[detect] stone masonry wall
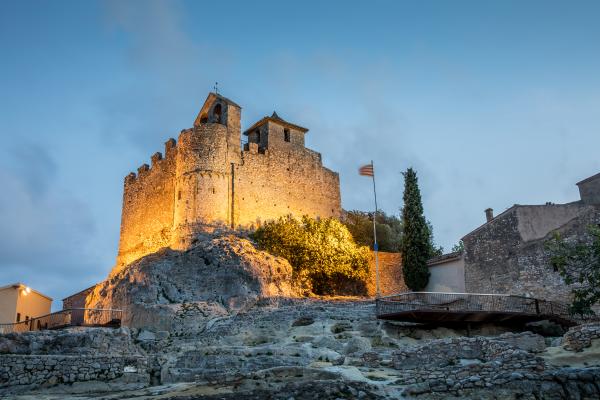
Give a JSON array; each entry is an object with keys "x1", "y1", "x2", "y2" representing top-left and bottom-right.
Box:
[
  {"x1": 463, "y1": 203, "x2": 600, "y2": 303},
  {"x1": 232, "y1": 142, "x2": 341, "y2": 228},
  {"x1": 117, "y1": 139, "x2": 177, "y2": 267},
  {"x1": 387, "y1": 332, "x2": 600, "y2": 398},
  {"x1": 0, "y1": 354, "x2": 148, "y2": 390},
  {"x1": 562, "y1": 322, "x2": 600, "y2": 352},
  {"x1": 366, "y1": 252, "x2": 407, "y2": 297}
]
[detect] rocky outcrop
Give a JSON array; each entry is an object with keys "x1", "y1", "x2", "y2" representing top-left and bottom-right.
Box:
[{"x1": 86, "y1": 234, "x2": 300, "y2": 328}]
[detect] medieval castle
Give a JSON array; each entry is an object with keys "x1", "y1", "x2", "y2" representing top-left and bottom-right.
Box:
[{"x1": 116, "y1": 93, "x2": 342, "y2": 267}]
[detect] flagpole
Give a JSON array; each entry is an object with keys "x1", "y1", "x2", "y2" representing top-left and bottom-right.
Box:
[{"x1": 371, "y1": 160, "x2": 381, "y2": 298}]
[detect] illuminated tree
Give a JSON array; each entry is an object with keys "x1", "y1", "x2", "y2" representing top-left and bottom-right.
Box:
[
  {"x1": 252, "y1": 216, "x2": 371, "y2": 295},
  {"x1": 342, "y1": 210, "x2": 403, "y2": 252}
]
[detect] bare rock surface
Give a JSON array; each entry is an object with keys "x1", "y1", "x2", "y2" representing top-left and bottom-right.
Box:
[
  {"x1": 86, "y1": 234, "x2": 300, "y2": 329},
  {"x1": 2, "y1": 303, "x2": 600, "y2": 399}
]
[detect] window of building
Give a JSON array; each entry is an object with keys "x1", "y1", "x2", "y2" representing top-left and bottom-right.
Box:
[
  {"x1": 213, "y1": 103, "x2": 222, "y2": 123},
  {"x1": 255, "y1": 130, "x2": 261, "y2": 144},
  {"x1": 16, "y1": 313, "x2": 20, "y2": 322},
  {"x1": 284, "y1": 128, "x2": 290, "y2": 142},
  {"x1": 25, "y1": 316, "x2": 29, "y2": 321}
]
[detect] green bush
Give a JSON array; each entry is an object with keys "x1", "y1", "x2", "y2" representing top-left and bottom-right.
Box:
[
  {"x1": 341, "y1": 210, "x2": 403, "y2": 252},
  {"x1": 252, "y1": 215, "x2": 371, "y2": 295}
]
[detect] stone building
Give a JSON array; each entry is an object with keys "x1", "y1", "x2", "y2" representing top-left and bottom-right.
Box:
[
  {"x1": 461, "y1": 172, "x2": 600, "y2": 303},
  {"x1": 116, "y1": 93, "x2": 341, "y2": 267}
]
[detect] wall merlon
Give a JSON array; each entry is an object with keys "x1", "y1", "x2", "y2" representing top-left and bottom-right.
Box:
[
  {"x1": 124, "y1": 172, "x2": 137, "y2": 185},
  {"x1": 151, "y1": 152, "x2": 163, "y2": 166},
  {"x1": 165, "y1": 138, "x2": 177, "y2": 157},
  {"x1": 137, "y1": 163, "x2": 150, "y2": 176}
]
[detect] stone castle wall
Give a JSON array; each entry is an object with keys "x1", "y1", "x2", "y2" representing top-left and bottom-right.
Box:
[
  {"x1": 117, "y1": 139, "x2": 178, "y2": 267},
  {"x1": 233, "y1": 142, "x2": 340, "y2": 227}
]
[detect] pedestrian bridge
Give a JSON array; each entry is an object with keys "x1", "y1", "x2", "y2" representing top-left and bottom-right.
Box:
[{"x1": 376, "y1": 292, "x2": 576, "y2": 327}]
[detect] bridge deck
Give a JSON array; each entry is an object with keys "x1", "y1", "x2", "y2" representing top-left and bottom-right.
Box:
[{"x1": 376, "y1": 292, "x2": 577, "y2": 327}]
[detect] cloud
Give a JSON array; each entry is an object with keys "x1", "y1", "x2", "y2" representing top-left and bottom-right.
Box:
[
  {"x1": 98, "y1": 0, "x2": 232, "y2": 151},
  {"x1": 0, "y1": 145, "x2": 98, "y2": 303}
]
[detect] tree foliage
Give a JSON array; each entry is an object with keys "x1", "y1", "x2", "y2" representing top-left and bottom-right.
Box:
[
  {"x1": 451, "y1": 240, "x2": 465, "y2": 254},
  {"x1": 546, "y1": 225, "x2": 600, "y2": 316},
  {"x1": 342, "y1": 210, "x2": 403, "y2": 252},
  {"x1": 252, "y1": 215, "x2": 371, "y2": 295},
  {"x1": 400, "y1": 168, "x2": 431, "y2": 290}
]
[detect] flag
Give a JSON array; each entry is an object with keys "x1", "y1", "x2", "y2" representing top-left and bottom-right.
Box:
[{"x1": 359, "y1": 164, "x2": 374, "y2": 177}]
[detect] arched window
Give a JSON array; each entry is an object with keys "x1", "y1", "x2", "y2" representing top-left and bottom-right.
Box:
[{"x1": 213, "y1": 103, "x2": 222, "y2": 124}]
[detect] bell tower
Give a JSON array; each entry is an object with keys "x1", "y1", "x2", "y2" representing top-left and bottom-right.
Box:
[{"x1": 194, "y1": 92, "x2": 241, "y2": 164}]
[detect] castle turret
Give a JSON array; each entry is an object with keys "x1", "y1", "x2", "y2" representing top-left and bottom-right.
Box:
[
  {"x1": 194, "y1": 92, "x2": 242, "y2": 164},
  {"x1": 243, "y1": 111, "x2": 308, "y2": 152},
  {"x1": 172, "y1": 93, "x2": 243, "y2": 247}
]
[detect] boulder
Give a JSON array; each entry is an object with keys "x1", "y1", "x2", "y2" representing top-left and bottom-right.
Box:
[
  {"x1": 344, "y1": 337, "x2": 372, "y2": 355},
  {"x1": 85, "y1": 234, "x2": 301, "y2": 328}
]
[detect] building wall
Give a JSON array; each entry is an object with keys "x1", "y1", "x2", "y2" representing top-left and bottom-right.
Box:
[
  {"x1": 463, "y1": 203, "x2": 600, "y2": 303},
  {"x1": 578, "y1": 174, "x2": 600, "y2": 205},
  {"x1": 0, "y1": 289, "x2": 18, "y2": 324},
  {"x1": 426, "y1": 257, "x2": 465, "y2": 293},
  {"x1": 116, "y1": 140, "x2": 177, "y2": 267},
  {"x1": 15, "y1": 291, "x2": 51, "y2": 322},
  {"x1": 515, "y1": 203, "x2": 584, "y2": 242},
  {"x1": 366, "y1": 252, "x2": 407, "y2": 296},
  {"x1": 62, "y1": 286, "x2": 95, "y2": 310},
  {"x1": 265, "y1": 121, "x2": 305, "y2": 149}
]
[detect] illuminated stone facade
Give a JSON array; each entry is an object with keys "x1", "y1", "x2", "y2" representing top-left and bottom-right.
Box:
[{"x1": 116, "y1": 93, "x2": 341, "y2": 267}]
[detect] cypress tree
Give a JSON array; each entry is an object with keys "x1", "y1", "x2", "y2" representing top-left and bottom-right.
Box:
[{"x1": 401, "y1": 168, "x2": 431, "y2": 290}]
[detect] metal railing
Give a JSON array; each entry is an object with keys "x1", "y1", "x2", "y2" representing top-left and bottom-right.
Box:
[
  {"x1": 0, "y1": 308, "x2": 122, "y2": 334},
  {"x1": 376, "y1": 292, "x2": 572, "y2": 321}
]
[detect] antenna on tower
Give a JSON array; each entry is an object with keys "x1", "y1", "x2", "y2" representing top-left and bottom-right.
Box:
[{"x1": 213, "y1": 82, "x2": 219, "y2": 95}]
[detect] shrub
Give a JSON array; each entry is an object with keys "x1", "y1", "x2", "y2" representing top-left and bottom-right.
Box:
[
  {"x1": 252, "y1": 215, "x2": 371, "y2": 295},
  {"x1": 546, "y1": 225, "x2": 600, "y2": 316},
  {"x1": 341, "y1": 210, "x2": 403, "y2": 252}
]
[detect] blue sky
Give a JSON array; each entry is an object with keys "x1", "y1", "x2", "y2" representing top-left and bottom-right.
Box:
[{"x1": 1, "y1": 0, "x2": 600, "y2": 305}]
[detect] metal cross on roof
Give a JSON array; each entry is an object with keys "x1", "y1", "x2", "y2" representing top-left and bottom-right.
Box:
[{"x1": 214, "y1": 82, "x2": 219, "y2": 95}]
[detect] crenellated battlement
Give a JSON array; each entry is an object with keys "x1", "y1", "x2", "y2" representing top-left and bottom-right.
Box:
[
  {"x1": 115, "y1": 92, "x2": 341, "y2": 267},
  {"x1": 123, "y1": 138, "x2": 178, "y2": 187}
]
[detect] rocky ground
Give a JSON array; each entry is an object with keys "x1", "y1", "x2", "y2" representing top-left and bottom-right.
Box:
[
  {"x1": 2, "y1": 299, "x2": 600, "y2": 399},
  {"x1": 3, "y1": 233, "x2": 600, "y2": 399}
]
